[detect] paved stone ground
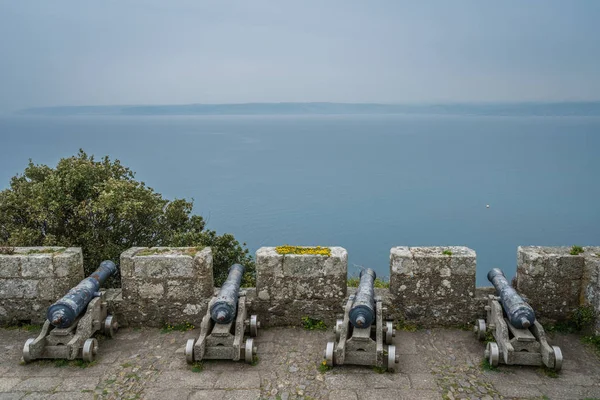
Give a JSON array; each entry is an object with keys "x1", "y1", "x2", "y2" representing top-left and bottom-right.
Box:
[{"x1": 0, "y1": 326, "x2": 599, "y2": 400}]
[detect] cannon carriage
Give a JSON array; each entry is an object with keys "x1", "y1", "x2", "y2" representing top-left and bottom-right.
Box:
[
  {"x1": 324, "y1": 268, "x2": 400, "y2": 372},
  {"x1": 22, "y1": 260, "x2": 119, "y2": 363},
  {"x1": 185, "y1": 264, "x2": 259, "y2": 364},
  {"x1": 474, "y1": 268, "x2": 563, "y2": 371}
]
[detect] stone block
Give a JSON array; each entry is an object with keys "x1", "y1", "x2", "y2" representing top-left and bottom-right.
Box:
[
  {"x1": 106, "y1": 288, "x2": 209, "y2": 327},
  {"x1": 166, "y1": 279, "x2": 203, "y2": 301},
  {"x1": 0, "y1": 256, "x2": 20, "y2": 278},
  {"x1": 256, "y1": 246, "x2": 347, "y2": 302},
  {"x1": 137, "y1": 282, "x2": 165, "y2": 299},
  {"x1": 122, "y1": 247, "x2": 213, "y2": 299},
  {"x1": 117, "y1": 247, "x2": 214, "y2": 325},
  {"x1": 53, "y1": 248, "x2": 84, "y2": 281},
  {"x1": 119, "y1": 247, "x2": 142, "y2": 278},
  {"x1": 20, "y1": 254, "x2": 53, "y2": 278},
  {"x1": 390, "y1": 246, "x2": 476, "y2": 325},
  {"x1": 0, "y1": 279, "x2": 39, "y2": 299},
  {"x1": 37, "y1": 278, "x2": 59, "y2": 300},
  {"x1": 516, "y1": 246, "x2": 585, "y2": 320},
  {"x1": 0, "y1": 248, "x2": 83, "y2": 325},
  {"x1": 580, "y1": 247, "x2": 600, "y2": 333}
]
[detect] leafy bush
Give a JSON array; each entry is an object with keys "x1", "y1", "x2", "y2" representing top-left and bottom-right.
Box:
[
  {"x1": 0, "y1": 150, "x2": 254, "y2": 286},
  {"x1": 570, "y1": 245, "x2": 584, "y2": 255}
]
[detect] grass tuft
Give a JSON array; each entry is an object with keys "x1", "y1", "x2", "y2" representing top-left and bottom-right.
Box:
[
  {"x1": 442, "y1": 249, "x2": 453, "y2": 256},
  {"x1": 570, "y1": 245, "x2": 584, "y2": 255},
  {"x1": 395, "y1": 320, "x2": 418, "y2": 332},
  {"x1": 190, "y1": 361, "x2": 204, "y2": 372},
  {"x1": 54, "y1": 359, "x2": 69, "y2": 368},
  {"x1": 301, "y1": 316, "x2": 327, "y2": 331},
  {"x1": 539, "y1": 367, "x2": 559, "y2": 378},
  {"x1": 73, "y1": 359, "x2": 96, "y2": 369},
  {"x1": 582, "y1": 335, "x2": 600, "y2": 353},
  {"x1": 480, "y1": 358, "x2": 497, "y2": 372},
  {"x1": 161, "y1": 322, "x2": 195, "y2": 333},
  {"x1": 318, "y1": 360, "x2": 332, "y2": 373}
]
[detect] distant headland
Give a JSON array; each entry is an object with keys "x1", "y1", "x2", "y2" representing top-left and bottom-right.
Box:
[{"x1": 16, "y1": 101, "x2": 600, "y2": 117}]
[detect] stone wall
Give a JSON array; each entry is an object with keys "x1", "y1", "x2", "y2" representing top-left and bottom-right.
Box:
[
  {"x1": 252, "y1": 246, "x2": 348, "y2": 326},
  {"x1": 3, "y1": 244, "x2": 598, "y2": 332},
  {"x1": 113, "y1": 247, "x2": 214, "y2": 327},
  {"x1": 389, "y1": 246, "x2": 478, "y2": 325},
  {"x1": 0, "y1": 247, "x2": 83, "y2": 325},
  {"x1": 581, "y1": 248, "x2": 600, "y2": 334},
  {"x1": 516, "y1": 246, "x2": 600, "y2": 333}
]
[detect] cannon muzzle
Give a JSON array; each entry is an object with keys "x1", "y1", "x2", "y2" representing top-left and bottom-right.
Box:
[
  {"x1": 47, "y1": 260, "x2": 117, "y2": 328},
  {"x1": 487, "y1": 268, "x2": 535, "y2": 329},
  {"x1": 210, "y1": 264, "x2": 245, "y2": 324},
  {"x1": 349, "y1": 268, "x2": 376, "y2": 328}
]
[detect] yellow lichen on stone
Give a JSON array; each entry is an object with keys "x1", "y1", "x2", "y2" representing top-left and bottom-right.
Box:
[{"x1": 275, "y1": 245, "x2": 331, "y2": 256}]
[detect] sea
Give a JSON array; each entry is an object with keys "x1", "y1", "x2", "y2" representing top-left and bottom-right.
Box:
[{"x1": 1, "y1": 114, "x2": 599, "y2": 286}]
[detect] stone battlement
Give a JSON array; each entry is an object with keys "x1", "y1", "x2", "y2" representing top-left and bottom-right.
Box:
[{"x1": 1, "y1": 245, "x2": 599, "y2": 334}]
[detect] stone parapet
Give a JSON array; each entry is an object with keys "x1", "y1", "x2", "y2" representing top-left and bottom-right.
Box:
[
  {"x1": 118, "y1": 247, "x2": 213, "y2": 327},
  {"x1": 254, "y1": 246, "x2": 348, "y2": 326},
  {"x1": 389, "y1": 246, "x2": 477, "y2": 325},
  {"x1": 516, "y1": 246, "x2": 600, "y2": 332},
  {"x1": 580, "y1": 248, "x2": 600, "y2": 334},
  {"x1": 0, "y1": 247, "x2": 83, "y2": 325},
  {"x1": 516, "y1": 246, "x2": 585, "y2": 320}
]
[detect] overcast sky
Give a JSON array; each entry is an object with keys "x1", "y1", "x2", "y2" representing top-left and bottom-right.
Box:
[{"x1": 0, "y1": 1, "x2": 599, "y2": 113}]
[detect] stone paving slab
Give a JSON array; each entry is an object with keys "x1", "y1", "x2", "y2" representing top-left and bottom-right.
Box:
[{"x1": 0, "y1": 326, "x2": 599, "y2": 399}]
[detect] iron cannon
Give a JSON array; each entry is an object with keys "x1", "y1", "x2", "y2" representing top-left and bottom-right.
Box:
[
  {"x1": 23, "y1": 260, "x2": 119, "y2": 363},
  {"x1": 210, "y1": 263, "x2": 244, "y2": 324},
  {"x1": 487, "y1": 268, "x2": 535, "y2": 329},
  {"x1": 185, "y1": 263, "x2": 260, "y2": 364},
  {"x1": 48, "y1": 260, "x2": 117, "y2": 328},
  {"x1": 349, "y1": 268, "x2": 376, "y2": 328},
  {"x1": 474, "y1": 268, "x2": 562, "y2": 371},
  {"x1": 324, "y1": 268, "x2": 399, "y2": 372}
]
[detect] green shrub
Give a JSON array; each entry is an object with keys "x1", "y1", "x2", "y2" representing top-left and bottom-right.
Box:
[
  {"x1": 570, "y1": 245, "x2": 584, "y2": 255},
  {"x1": 0, "y1": 150, "x2": 254, "y2": 286}
]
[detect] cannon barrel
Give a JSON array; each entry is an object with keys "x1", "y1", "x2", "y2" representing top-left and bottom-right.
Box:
[
  {"x1": 210, "y1": 264, "x2": 245, "y2": 324},
  {"x1": 349, "y1": 268, "x2": 376, "y2": 328},
  {"x1": 47, "y1": 260, "x2": 117, "y2": 328},
  {"x1": 487, "y1": 268, "x2": 535, "y2": 329}
]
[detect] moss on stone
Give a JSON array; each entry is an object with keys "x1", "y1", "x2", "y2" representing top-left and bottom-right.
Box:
[
  {"x1": 25, "y1": 247, "x2": 66, "y2": 255},
  {"x1": 275, "y1": 245, "x2": 331, "y2": 256},
  {"x1": 136, "y1": 246, "x2": 204, "y2": 257}
]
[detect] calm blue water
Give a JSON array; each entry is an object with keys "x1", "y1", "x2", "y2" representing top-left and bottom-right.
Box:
[{"x1": 1, "y1": 114, "x2": 599, "y2": 286}]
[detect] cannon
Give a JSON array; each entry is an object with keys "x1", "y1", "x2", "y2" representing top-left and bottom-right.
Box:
[
  {"x1": 474, "y1": 268, "x2": 562, "y2": 371},
  {"x1": 324, "y1": 268, "x2": 399, "y2": 372},
  {"x1": 22, "y1": 261, "x2": 119, "y2": 363},
  {"x1": 185, "y1": 264, "x2": 259, "y2": 364}
]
